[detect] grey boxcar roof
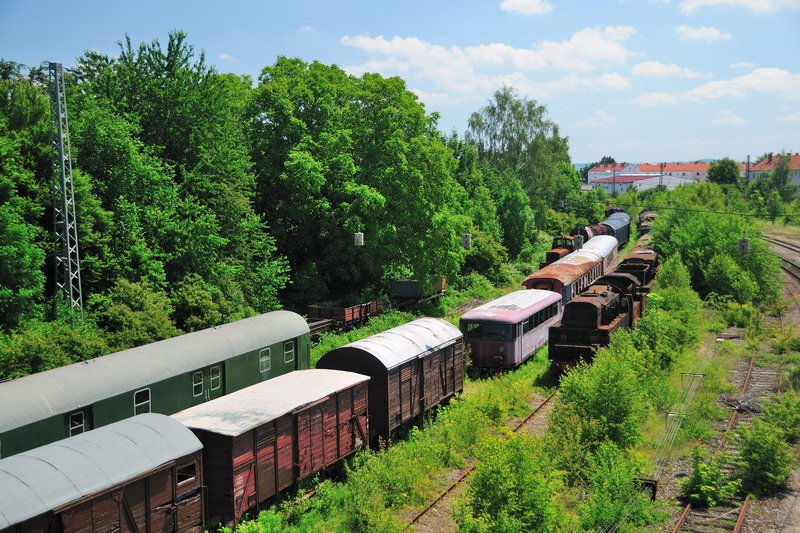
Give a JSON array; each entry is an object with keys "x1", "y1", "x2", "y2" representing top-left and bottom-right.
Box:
[
  {"x1": 0, "y1": 413, "x2": 201, "y2": 528},
  {"x1": 333, "y1": 317, "x2": 462, "y2": 371},
  {"x1": 171, "y1": 369, "x2": 369, "y2": 437},
  {"x1": 0, "y1": 311, "x2": 309, "y2": 435}
]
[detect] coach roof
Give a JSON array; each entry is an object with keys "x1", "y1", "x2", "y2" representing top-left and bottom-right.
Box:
[
  {"x1": 0, "y1": 414, "x2": 201, "y2": 529},
  {"x1": 0, "y1": 311, "x2": 309, "y2": 435}
]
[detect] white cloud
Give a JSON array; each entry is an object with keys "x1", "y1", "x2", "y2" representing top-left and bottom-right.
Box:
[
  {"x1": 217, "y1": 53, "x2": 237, "y2": 62},
  {"x1": 675, "y1": 25, "x2": 732, "y2": 41},
  {"x1": 536, "y1": 26, "x2": 637, "y2": 71},
  {"x1": 632, "y1": 61, "x2": 703, "y2": 78},
  {"x1": 631, "y1": 92, "x2": 680, "y2": 106},
  {"x1": 730, "y1": 61, "x2": 754, "y2": 69},
  {"x1": 679, "y1": 0, "x2": 800, "y2": 13},
  {"x1": 577, "y1": 110, "x2": 619, "y2": 127},
  {"x1": 779, "y1": 111, "x2": 800, "y2": 122},
  {"x1": 412, "y1": 89, "x2": 464, "y2": 106},
  {"x1": 500, "y1": 0, "x2": 554, "y2": 14},
  {"x1": 682, "y1": 68, "x2": 800, "y2": 101},
  {"x1": 712, "y1": 110, "x2": 747, "y2": 124},
  {"x1": 341, "y1": 28, "x2": 637, "y2": 101},
  {"x1": 298, "y1": 25, "x2": 316, "y2": 33},
  {"x1": 631, "y1": 68, "x2": 800, "y2": 107}
]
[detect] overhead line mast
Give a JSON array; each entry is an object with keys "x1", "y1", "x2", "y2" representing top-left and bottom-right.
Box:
[{"x1": 48, "y1": 62, "x2": 83, "y2": 313}]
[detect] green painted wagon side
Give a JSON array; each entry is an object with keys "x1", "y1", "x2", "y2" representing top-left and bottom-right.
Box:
[{"x1": 0, "y1": 311, "x2": 310, "y2": 458}]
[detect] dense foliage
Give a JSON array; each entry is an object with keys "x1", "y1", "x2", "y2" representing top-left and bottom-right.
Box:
[{"x1": 0, "y1": 33, "x2": 579, "y2": 376}]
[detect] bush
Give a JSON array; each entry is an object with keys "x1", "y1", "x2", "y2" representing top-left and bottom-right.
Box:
[
  {"x1": 458, "y1": 434, "x2": 563, "y2": 533},
  {"x1": 579, "y1": 442, "x2": 656, "y2": 530},
  {"x1": 762, "y1": 393, "x2": 800, "y2": 444},
  {"x1": 704, "y1": 254, "x2": 759, "y2": 303},
  {"x1": 736, "y1": 419, "x2": 794, "y2": 496},
  {"x1": 680, "y1": 446, "x2": 740, "y2": 507}
]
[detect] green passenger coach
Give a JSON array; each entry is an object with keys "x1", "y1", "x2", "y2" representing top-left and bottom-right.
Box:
[{"x1": 0, "y1": 310, "x2": 310, "y2": 458}]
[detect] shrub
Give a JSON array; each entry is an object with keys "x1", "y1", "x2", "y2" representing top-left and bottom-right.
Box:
[
  {"x1": 680, "y1": 446, "x2": 740, "y2": 507},
  {"x1": 458, "y1": 434, "x2": 563, "y2": 533},
  {"x1": 736, "y1": 419, "x2": 794, "y2": 496},
  {"x1": 704, "y1": 254, "x2": 759, "y2": 303},
  {"x1": 762, "y1": 393, "x2": 800, "y2": 444},
  {"x1": 579, "y1": 442, "x2": 656, "y2": 530}
]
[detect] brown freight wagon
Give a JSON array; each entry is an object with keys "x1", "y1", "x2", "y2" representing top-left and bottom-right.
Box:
[
  {"x1": 0, "y1": 414, "x2": 204, "y2": 533},
  {"x1": 316, "y1": 317, "x2": 464, "y2": 445},
  {"x1": 307, "y1": 297, "x2": 385, "y2": 327},
  {"x1": 171, "y1": 369, "x2": 369, "y2": 528}
]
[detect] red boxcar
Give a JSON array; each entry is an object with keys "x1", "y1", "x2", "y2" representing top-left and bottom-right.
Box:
[
  {"x1": 0, "y1": 414, "x2": 204, "y2": 533},
  {"x1": 172, "y1": 369, "x2": 369, "y2": 528},
  {"x1": 316, "y1": 317, "x2": 464, "y2": 445}
]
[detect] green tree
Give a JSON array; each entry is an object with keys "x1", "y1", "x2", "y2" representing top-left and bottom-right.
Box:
[
  {"x1": 88, "y1": 279, "x2": 181, "y2": 350},
  {"x1": 466, "y1": 86, "x2": 571, "y2": 222},
  {"x1": 708, "y1": 157, "x2": 742, "y2": 187},
  {"x1": 246, "y1": 58, "x2": 469, "y2": 303}
]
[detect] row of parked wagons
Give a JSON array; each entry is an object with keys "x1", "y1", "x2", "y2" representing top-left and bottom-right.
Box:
[{"x1": 0, "y1": 318, "x2": 464, "y2": 531}]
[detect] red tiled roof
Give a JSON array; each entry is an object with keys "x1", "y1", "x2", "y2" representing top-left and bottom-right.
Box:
[
  {"x1": 638, "y1": 163, "x2": 710, "y2": 172},
  {"x1": 592, "y1": 175, "x2": 653, "y2": 184},
  {"x1": 588, "y1": 162, "x2": 629, "y2": 173},
  {"x1": 750, "y1": 153, "x2": 800, "y2": 172}
]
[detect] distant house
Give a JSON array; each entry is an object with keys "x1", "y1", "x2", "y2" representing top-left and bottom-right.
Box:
[
  {"x1": 638, "y1": 163, "x2": 711, "y2": 181},
  {"x1": 747, "y1": 153, "x2": 800, "y2": 190},
  {"x1": 591, "y1": 173, "x2": 695, "y2": 194},
  {"x1": 587, "y1": 163, "x2": 640, "y2": 183},
  {"x1": 591, "y1": 174, "x2": 651, "y2": 194}
]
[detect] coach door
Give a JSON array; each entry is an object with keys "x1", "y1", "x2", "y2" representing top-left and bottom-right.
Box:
[{"x1": 191, "y1": 364, "x2": 225, "y2": 404}]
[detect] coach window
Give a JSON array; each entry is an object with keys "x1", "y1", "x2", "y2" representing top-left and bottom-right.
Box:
[
  {"x1": 259, "y1": 348, "x2": 271, "y2": 373},
  {"x1": 192, "y1": 371, "x2": 203, "y2": 397},
  {"x1": 522, "y1": 317, "x2": 532, "y2": 334},
  {"x1": 69, "y1": 412, "x2": 85, "y2": 436},
  {"x1": 134, "y1": 388, "x2": 151, "y2": 415},
  {"x1": 284, "y1": 341, "x2": 295, "y2": 364},
  {"x1": 210, "y1": 366, "x2": 221, "y2": 390}
]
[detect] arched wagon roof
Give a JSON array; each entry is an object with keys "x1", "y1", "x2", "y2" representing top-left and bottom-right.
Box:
[
  {"x1": 0, "y1": 414, "x2": 201, "y2": 529},
  {"x1": 327, "y1": 318, "x2": 462, "y2": 371}
]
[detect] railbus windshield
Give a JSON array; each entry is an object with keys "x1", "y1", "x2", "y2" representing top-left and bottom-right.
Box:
[{"x1": 461, "y1": 322, "x2": 514, "y2": 341}]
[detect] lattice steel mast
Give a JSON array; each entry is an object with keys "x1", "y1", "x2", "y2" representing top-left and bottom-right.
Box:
[{"x1": 49, "y1": 62, "x2": 83, "y2": 312}]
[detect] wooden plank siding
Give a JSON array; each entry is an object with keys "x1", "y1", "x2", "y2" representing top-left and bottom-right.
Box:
[
  {"x1": 49, "y1": 451, "x2": 204, "y2": 533},
  {"x1": 193, "y1": 382, "x2": 368, "y2": 529}
]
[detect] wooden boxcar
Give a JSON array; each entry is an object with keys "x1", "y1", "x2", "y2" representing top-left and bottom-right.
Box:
[
  {"x1": 307, "y1": 298, "x2": 385, "y2": 327},
  {"x1": 0, "y1": 311, "x2": 310, "y2": 458},
  {"x1": 0, "y1": 414, "x2": 203, "y2": 533},
  {"x1": 316, "y1": 318, "x2": 464, "y2": 445},
  {"x1": 171, "y1": 369, "x2": 369, "y2": 528},
  {"x1": 460, "y1": 290, "x2": 562, "y2": 370},
  {"x1": 522, "y1": 235, "x2": 618, "y2": 302}
]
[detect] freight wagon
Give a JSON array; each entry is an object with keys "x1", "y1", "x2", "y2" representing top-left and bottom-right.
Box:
[
  {"x1": 0, "y1": 311, "x2": 310, "y2": 458},
  {"x1": 316, "y1": 318, "x2": 464, "y2": 444},
  {"x1": 172, "y1": 369, "x2": 369, "y2": 528},
  {"x1": 0, "y1": 414, "x2": 204, "y2": 533}
]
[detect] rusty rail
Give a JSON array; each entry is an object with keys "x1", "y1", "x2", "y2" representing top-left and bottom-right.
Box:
[
  {"x1": 407, "y1": 390, "x2": 558, "y2": 527},
  {"x1": 672, "y1": 356, "x2": 756, "y2": 532}
]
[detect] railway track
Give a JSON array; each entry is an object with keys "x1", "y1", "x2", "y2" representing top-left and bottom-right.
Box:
[
  {"x1": 764, "y1": 234, "x2": 800, "y2": 315},
  {"x1": 671, "y1": 356, "x2": 778, "y2": 533},
  {"x1": 407, "y1": 390, "x2": 558, "y2": 529}
]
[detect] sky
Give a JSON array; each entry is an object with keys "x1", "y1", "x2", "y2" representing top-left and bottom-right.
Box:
[{"x1": 1, "y1": 0, "x2": 798, "y2": 164}]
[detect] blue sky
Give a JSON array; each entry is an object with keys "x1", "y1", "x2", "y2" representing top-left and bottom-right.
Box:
[{"x1": 1, "y1": 0, "x2": 798, "y2": 163}]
